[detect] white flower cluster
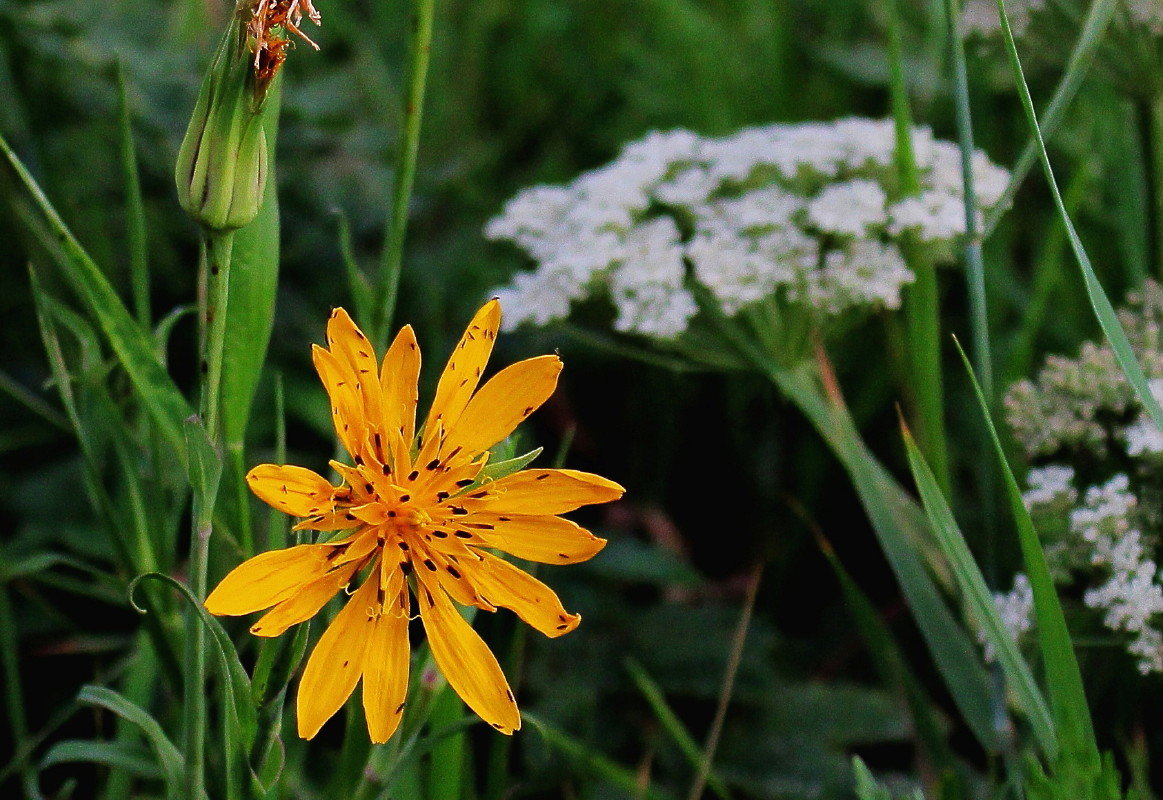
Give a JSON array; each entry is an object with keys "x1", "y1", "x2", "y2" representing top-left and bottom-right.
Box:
[
  {"x1": 979, "y1": 573, "x2": 1034, "y2": 664},
  {"x1": 1004, "y1": 282, "x2": 1163, "y2": 673},
  {"x1": 488, "y1": 119, "x2": 1010, "y2": 340}
]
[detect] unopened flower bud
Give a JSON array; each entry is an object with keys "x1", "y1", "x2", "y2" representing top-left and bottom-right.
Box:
[{"x1": 175, "y1": 17, "x2": 269, "y2": 231}]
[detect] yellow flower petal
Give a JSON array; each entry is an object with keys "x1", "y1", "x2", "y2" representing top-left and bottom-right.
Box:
[
  {"x1": 246, "y1": 464, "x2": 337, "y2": 517},
  {"x1": 250, "y1": 560, "x2": 361, "y2": 638},
  {"x1": 444, "y1": 355, "x2": 562, "y2": 458},
  {"x1": 205, "y1": 544, "x2": 332, "y2": 616},
  {"x1": 415, "y1": 573, "x2": 520, "y2": 734},
  {"x1": 312, "y1": 344, "x2": 366, "y2": 457},
  {"x1": 459, "y1": 469, "x2": 625, "y2": 515},
  {"x1": 296, "y1": 570, "x2": 380, "y2": 740},
  {"x1": 421, "y1": 300, "x2": 501, "y2": 446},
  {"x1": 468, "y1": 513, "x2": 606, "y2": 564},
  {"x1": 362, "y1": 570, "x2": 411, "y2": 743},
  {"x1": 327, "y1": 308, "x2": 387, "y2": 439},
  {"x1": 470, "y1": 552, "x2": 581, "y2": 638},
  {"x1": 381, "y1": 324, "x2": 421, "y2": 451}
]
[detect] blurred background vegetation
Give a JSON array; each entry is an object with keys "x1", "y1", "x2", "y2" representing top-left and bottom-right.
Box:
[{"x1": 1, "y1": 0, "x2": 1161, "y2": 797}]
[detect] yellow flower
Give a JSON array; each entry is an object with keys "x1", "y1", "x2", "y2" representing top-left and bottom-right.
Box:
[{"x1": 206, "y1": 301, "x2": 624, "y2": 743}]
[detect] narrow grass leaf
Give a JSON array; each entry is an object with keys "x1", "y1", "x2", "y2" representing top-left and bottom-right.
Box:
[
  {"x1": 1, "y1": 132, "x2": 195, "y2": 468},
  {"x1": 815, "y1": 534, "x2": 959, "y2": 783},
  {"x1": 76, "y1": 685, "x2": 185, "y2": 799},
  {"x1": 115, "y1": 61, "x2": 149, "y2": 327},
  {"x1": 983, "y1": 0, "x2": 1118, "y2": 236},
  {"x1": 128, "y1": 573, "x2": 258, "y2": 751},
  {"x1": 954, "y1": 338, "x2": 1099, "y2": 770},
  {"x1": 40, "y1": 740, "x2": 162, "y2": 781},
  {"x1": 523, "y1": 712, "x2": 675, "y2": 800},
  {"x1": 624, "y1": 658, "x2": 734, "y2": 800},
  {"x1": 900, "y1": 423, "x2": 1056, "y2": 757},
  {"x1": 993, "y1": 0, "x2": 1163, "y2": 434},
  {"x1": 768, "y1": 365, "x2": 997, "y2": 751}
]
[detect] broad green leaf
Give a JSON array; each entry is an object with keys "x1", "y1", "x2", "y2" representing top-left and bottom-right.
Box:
[
  {"x1": 901, "y1": 423, "x2": 1055, "y2": 757},
  {"x1": 955, "y1": 339, "x2": 1100, "y2": 774},
  {"x1": 76, "y1": 685, "x2": 185, "y2": 800},
  {"x1": 223, "y1": 79, "x2": 282, "y2": 453}
]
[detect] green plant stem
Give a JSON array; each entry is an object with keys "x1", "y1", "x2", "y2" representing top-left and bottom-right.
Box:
[
  {"x1": 886, "y1": 0, "x2": 948, "y2": 495},
  {"x1": 184, "y1": 229, "x2": 234, "y2": 799},
  {"x1": 375, "y1": 0, "x2": 437, "y2": 346},
  {"x1": 941, "y1": 0, "x2": 993, "y2": 403}
]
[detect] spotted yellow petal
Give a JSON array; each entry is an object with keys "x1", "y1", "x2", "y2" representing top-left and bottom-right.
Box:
[
  {"x1": 421, "y1": 300, "x2": 501, "y2": 445},
  {"x1": 205, "y1": 544, "x2": 333, "y2": 616},
  {"x1": 362, "y1": 570, "x2": 411, "y2": 743},
  {"x1": 326, "y1": 308, "x2": 387, "y2": 438},
  {"x1": 470, "y1": 552, "x2": 580, "y2": 638},
  {"x1": 459, "y1": 469, "x2": 624, "y2": 515},
  {"x1": 296, "y1": 570, "x2": 380, "y2": 739},
  {"x1": 468, "y1": 513, "x2": 606, "y2": 564},
  {"x1": 250, "y1": 560, "x2": 361, "y2": 638},
  {"x1": 444, "y1": 355, "x2": 562, "y2": 458},
  {"x1": 416, "y1": 573, "x2": 520, "y2": 734},
  {"x1": 246, "y1": 464, "x2": 337, "y2": 518},
  {"x1": 380, "y1": 324, "x2": 421, "y2": 451},
  {"x1": 313, "y1": 344, "x2": 366, "y2": 457}
]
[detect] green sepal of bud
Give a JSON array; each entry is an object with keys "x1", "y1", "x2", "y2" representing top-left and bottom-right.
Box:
[{"x1": 175, "y1": 19, "x2": 270, "y2": 231}]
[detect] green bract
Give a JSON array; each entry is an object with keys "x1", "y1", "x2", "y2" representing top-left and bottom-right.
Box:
[{"x1": 175, "y1": 17, "x2": 269, "y2": 231}]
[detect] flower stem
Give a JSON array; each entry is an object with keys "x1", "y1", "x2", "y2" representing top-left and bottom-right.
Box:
[
  {"x1": 184, "y1": 229, "x2": 234, "y2": 798},
  {"x1": 375, "y1": 0, "x2": 437, "y2": 346}
]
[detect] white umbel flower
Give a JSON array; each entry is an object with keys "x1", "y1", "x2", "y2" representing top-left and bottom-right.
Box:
[{"x1": 488, "y1": 117, "x2": 1009, "y2": 339}]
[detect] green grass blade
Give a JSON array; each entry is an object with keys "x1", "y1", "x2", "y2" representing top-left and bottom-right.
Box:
[
  {"x1": 887, "y1": 0, "x2": 948, "y2": 495},
  {"x1": 40, "y1": 740, "x2": 163, "y2": 781},
  {"x1": 624, "y1": 658, "x2": 734, "y2": 800},
  {"x1": 993, "y1": 0, "x2": 1163, "y2": 434},
  {"x1": 2, "y1": 132, "x2": 197, "y2": 469},
  {"x1": 954, "y1": 338, "x2": 1099, "y2": 770},
  {"x1": 115, "y1": 60, "x2": 149, "y2": 327},
  {"x1": 522, "y1": 712, "x2": 675, "y2": 800},
  {"x1": 128, "y1": 573, "x2": 259, "y2": 753},
  {"x1": 76, "y1": 685, "x2": 185, "y2": 800},
  {"x1": 815, "y1": 534, "x2": 960, "y2": 785},
  {"x1": 900, "y1": 423, "x2": 1056, "y2": 758},
  {"x1": 770, "y1": 366, "x2": 998, "y2": 752},
  {"x1": 983, "y1": 0, "x2": 1118, "y2": 237}
]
